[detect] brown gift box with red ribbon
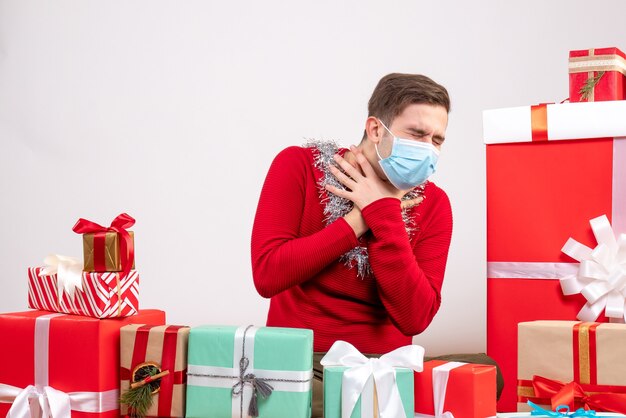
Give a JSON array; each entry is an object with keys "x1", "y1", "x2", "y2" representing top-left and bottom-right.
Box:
[
  {"x1": 517, "y1": 321, "x2": 626, "y2": 414},
  {"x1": 569, "y1": 47, "x2": 626, "y2": 102},
  {"x1": 73, "y1": 213, "x2": 136, "y2": 273},
  {"x1": 82, "y1": 231, "x2": 135, "y2": 272},
  {"x1": 120, "y1": 324, "x2": 190, "y2": 417}
]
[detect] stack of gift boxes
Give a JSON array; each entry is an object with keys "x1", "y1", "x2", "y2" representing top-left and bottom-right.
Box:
[
  {"x1": 0, "y1": 212, "x2": 499, "y2": 418},
  {"x1": 4, "y1": 46, "x2": 624, "y2": 418},
  {"x1": 0, "y1": 214, "x2": 168, "y2": 418},
  {"x1": 485, "y1": 46, "x2": 626, "y2": 415}
]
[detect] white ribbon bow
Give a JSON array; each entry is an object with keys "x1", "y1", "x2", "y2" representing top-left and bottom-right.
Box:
[
  {"x1": 561, "y1": 215, "x2": 626, "y2": 322},
  {"x1": 320, "y1": 340, "x2": 424, "y2": 418},
  {"x1": 39, "y1": 255, "x2": 84, "y2": 299},
  {"x1": 0, "y1": 383, "x2": 119, "y2": 418},
  {"x1": 2, "y1": 384, "x2": 71, "y2": 418}
]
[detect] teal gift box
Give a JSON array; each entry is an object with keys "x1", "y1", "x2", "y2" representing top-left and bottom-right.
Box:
[
  {"x1": 323, "y1": 366, "x2": 414, "y2": 418},
  {"x1": 186, "y1": 325, "x2": 313, "y2": 418}
]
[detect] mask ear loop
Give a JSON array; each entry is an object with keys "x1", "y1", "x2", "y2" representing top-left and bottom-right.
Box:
[
  {"x1": 377, "y1": 118, "x2": 395, "y2": 137},
  {"x1": 375, "y1": 118, "x2": 395, "y2": 160}
]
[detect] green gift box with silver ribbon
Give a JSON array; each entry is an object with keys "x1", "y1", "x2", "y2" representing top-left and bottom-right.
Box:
[{"x1": 186, "y1": 325, "x2": 313, "y2": 418}]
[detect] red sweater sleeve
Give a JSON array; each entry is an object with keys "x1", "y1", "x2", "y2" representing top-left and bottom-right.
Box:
[
  {"x1": 251, "y1": 146, "x2": 360, "y2": 298},
  {"x1": 362, "y1": 188, "x2": 453, "y2": 336}
]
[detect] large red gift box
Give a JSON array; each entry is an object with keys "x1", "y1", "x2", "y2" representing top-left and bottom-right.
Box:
[
  {"x1": 483, "y1": 100, "x2": 626, "y2": 411},
  {"x1": 414, "y1": 360, "x2": 497, "y2": 417},
  {"x1": 28, "y1": 267, "x2": 140, "y2": 318},
  {"x1": 569, "y1": 47, "x2": 626, "y2": 102},
  {"x1": 0, "y1": 309, "x2": 165, "y2": 418}
]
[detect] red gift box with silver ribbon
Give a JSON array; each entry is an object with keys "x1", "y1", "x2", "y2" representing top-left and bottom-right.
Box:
[
  {"x1": 0, "y1": 309, "x2": 165, "y2": 418},
  {"x1": 483, "y1": 100, "x2": 626, "y2": 411}
]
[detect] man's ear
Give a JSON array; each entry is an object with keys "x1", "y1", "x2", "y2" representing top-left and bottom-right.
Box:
[{"x1": 364, "y1": 116, "x2": 384, "y2": 145}]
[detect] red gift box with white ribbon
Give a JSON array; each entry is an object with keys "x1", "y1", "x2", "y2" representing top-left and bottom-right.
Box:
[
  {"x1": 414, "y1": 360, "x2": 497, "y2": 418},
  {"x1": 483, "y1": 100, "x2": 626, "y2": 411},
  {"x1": 0, "y1": 309, "x2": 165, "y2": 418}
]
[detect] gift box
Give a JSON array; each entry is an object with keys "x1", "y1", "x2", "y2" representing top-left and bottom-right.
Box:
[
  {"x1": 321, "y1": 341, "x2": 423, "y2": 418},
  {"x1": 569, "y1": 47, "x2": 626, "y2": 102},
  {"x1": 120, "y1": 324, "x2": 190, "y2": 417},
  {"x1": 414, "y1": 360, "x2": 497, "y2": 418},
  {"x1": 497, "y1": 412, "x2": 623, "y2": 417},
  {"x1": 73, "y1": 213, "x2": 136, "y2": 273},
  {"x1": 517, "y1": 321, "x2": 626, "y2": 414},
  {"x1": 324, "y1": 367, "x2": 412, "y2": 418},
  {"x1": 82, "y1": 230, "x2": 136, "y2": 272},
  {"x1": 186, "y1": 325, "x2": 313, "y2": 418},
  {"x1": 28, "y1": 266, "x2": 139, "y2": 318},
  {"x1": 483, "y1": 100, "x2": 626, "y2": 411},
  {"x1": 0, "y1": 309, "x2": 166, "y2": 418}
]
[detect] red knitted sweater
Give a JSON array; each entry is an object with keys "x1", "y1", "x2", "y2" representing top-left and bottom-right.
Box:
[{"x1": 251, "y1": 145, "x2": 453, "y2": 353}]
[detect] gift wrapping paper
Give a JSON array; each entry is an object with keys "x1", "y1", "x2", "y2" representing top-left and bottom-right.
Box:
[
  {"x1": 320, "y1": 341, "x2": 423, "y2": 418},
  {"x1": 72, "y1": 213, "x2": 136, "y2": 273},
  {"x1": 517, "y1": 321, "x2": 626, "y2": 414},
  {"x1": 483, "y1": 100, "x2": 626, "y2": 411},
  {"x1": 569, "y1": 47, "x2": 626, "y2": 102},
  {"x1": 498, "y1": 413, "x2": 625, "y2": 417},
  {"x1": 0, "y1": 309, "x2": 165, "y2": 418},
  {"x1": 324, "y1": 366, "x2": 413, "y2": 418},
  {"x1": 120, "y1": 324, "x2": 190, "y2": 417},
  {"x1": 413, "y1": 360, "x2": 497, "y2": 418},
  {"x1": 28, "y1": 267, "x2": 139, "y2": 318},
  {"x1": 82, "y1": 230, "x2": 135, "y2": 272},
  {"x1": 186, "y1": 325, "x2": 313, "y2": 418}
]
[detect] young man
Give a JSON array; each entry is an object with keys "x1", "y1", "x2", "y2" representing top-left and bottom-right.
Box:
[{"x1": 251, "y1": 73, "x2": 454, "y2": 415}]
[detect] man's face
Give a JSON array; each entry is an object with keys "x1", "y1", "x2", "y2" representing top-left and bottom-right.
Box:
[{"x1": 369, "y1": 103, "x2": 448, "y2": 181}]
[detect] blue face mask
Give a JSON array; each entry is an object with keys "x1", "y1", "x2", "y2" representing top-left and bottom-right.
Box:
[{"x1": 375, "y1": 120, "x2": 440, "y2": 190}]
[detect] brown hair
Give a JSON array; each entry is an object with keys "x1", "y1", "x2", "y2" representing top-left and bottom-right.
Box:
[{"x1": 365, "y1": 73, "x2": 450, "y2": 137}]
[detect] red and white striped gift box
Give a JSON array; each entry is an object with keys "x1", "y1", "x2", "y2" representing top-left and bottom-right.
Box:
[{"x1": 27, "y1": 267, "x2": 139, "y2": 318}]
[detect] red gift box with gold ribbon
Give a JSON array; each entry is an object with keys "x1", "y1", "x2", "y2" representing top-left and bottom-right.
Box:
[
  {"x1": 483, "y1": 100, "x2": 626, "y2": 411},
  {"x1": 569, "y1": 47, "x2": 626, "y2": 103},
  {"x1": 0, "y1": 310, "x2": 165, "y2": 418},
  {"x1": 517, "y1": 321, "x2": 626, "y2": 414},
  {"x1": 120, "y1": 324, "x2": 190, "y2": 417}
]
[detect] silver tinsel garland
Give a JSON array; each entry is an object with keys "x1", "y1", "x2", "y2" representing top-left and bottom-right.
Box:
[{"x1": 305, "y1": 140, "x2": 426, "y2": 279}]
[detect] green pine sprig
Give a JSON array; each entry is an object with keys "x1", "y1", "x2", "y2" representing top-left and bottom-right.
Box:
[
  {"x1": 579, "y1": 71, "x2": 605, "y2": 101},
  {"x1": 120, "y1": 384, "x2": 154, "y2": 418},
  {"x1": 120, "y1": 365, "x2": 160, "y2": 418}
]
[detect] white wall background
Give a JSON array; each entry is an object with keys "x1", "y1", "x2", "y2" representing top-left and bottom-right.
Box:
[{"x1": 1, "y1": 0, "x2": 624, "y2": 355}]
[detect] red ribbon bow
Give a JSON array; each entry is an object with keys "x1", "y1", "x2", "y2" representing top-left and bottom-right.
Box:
[
  {"x1": 532, "y1": 375, "x2": 626, "y2": 414},
  {"x1": 72, "y1": 213, "x2": 135, "y2": 281}
]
